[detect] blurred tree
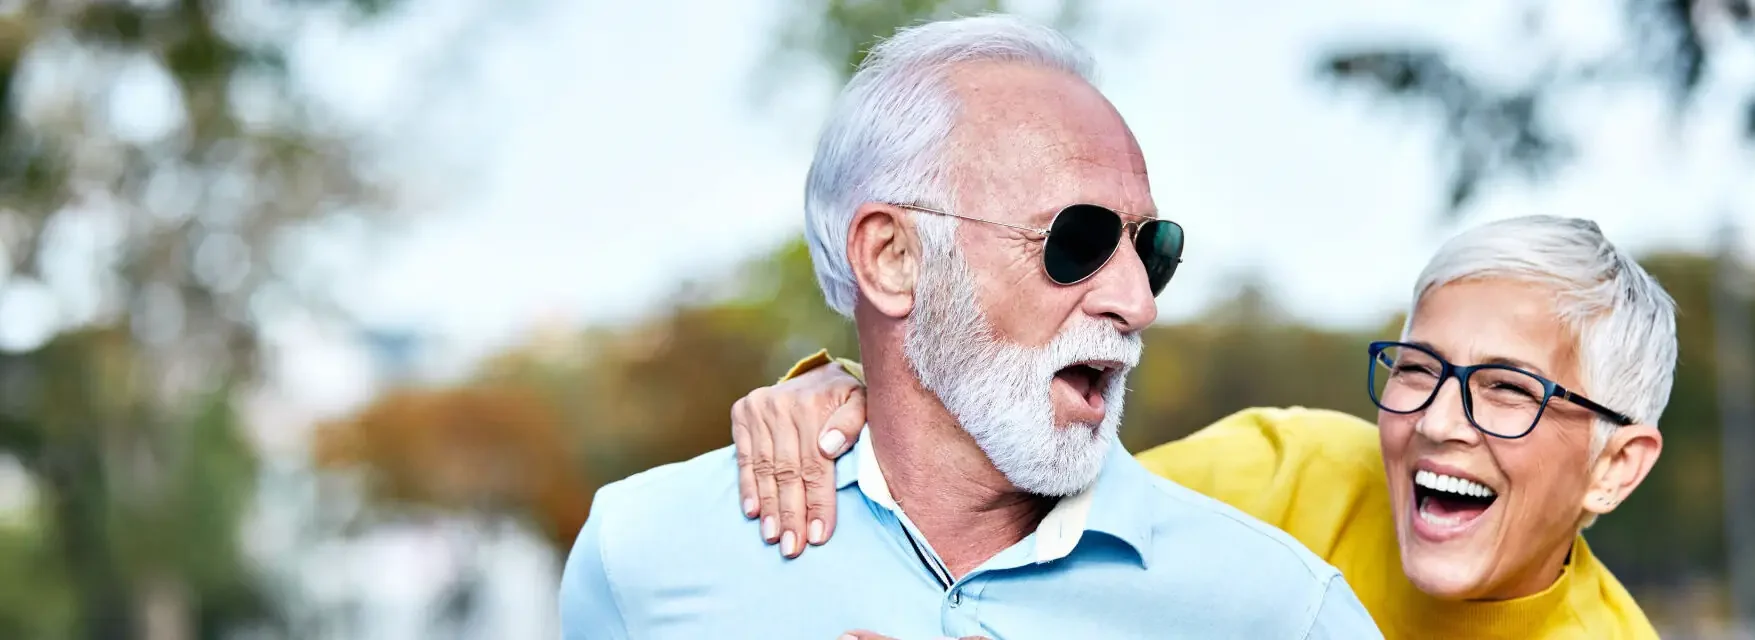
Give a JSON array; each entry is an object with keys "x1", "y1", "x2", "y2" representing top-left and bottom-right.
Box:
[
  {"x1": 0, "y1": 516, "x2": 74, "y2": 639},
  {"x1": 0, "y1": 0, "x2": 418, "y2": 637},
  {"x1": 313, "y1": 373, "x2": 586, "y2": 633},
  {"x1": 313, "y1": 383, "x2": 590, "y2": 547},
  {"x1": 1318, "y1": 0, "x2": 1755, "y2": 212}
]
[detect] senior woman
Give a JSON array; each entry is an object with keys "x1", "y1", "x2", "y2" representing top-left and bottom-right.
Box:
[{"x1": 724, "y1": 215, "x2": 1673, "y2": 639}]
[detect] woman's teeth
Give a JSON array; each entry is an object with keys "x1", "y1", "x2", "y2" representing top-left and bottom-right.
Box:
[
  {"x1": 1420, "y1": 508, "x2": 1464, "y2": 527},
  {"x1": 1415, "y1": 469, "x2": 1496, "y2": 498}
]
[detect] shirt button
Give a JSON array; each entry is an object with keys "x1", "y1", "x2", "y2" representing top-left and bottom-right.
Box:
[{"x1": 949, "y1": 591, "x2": 961, "y2": 607}]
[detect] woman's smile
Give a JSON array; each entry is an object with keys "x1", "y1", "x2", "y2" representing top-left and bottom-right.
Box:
[{"x1": 1410, "y1": 464, "x2": 1500, "y2": 541}]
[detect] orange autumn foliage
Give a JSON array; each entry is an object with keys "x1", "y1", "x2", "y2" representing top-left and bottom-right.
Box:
[{"x1": 313, "y1": 384, "x2": 590, "y2": 548}]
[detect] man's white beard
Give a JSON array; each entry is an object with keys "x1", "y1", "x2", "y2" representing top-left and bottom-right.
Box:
[{"x1": 903, "y1": 249, "x2": 1142, "y2": 497}]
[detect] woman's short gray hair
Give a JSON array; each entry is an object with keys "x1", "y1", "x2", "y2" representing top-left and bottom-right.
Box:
[
  {"x1": 801, "y1": 14, "x2": 1096, "y2": 317},
  {"x1": 1403, "y1": 215, "x2": 1679, "y2": 454}
]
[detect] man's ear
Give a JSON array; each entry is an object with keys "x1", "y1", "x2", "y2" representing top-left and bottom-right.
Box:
[
  {"x1": 1581, "y1": 423, "x2": 1662, "y2": 517},
  {"x1": 847, "y1": 203, "x2": 919, "y2": 319}
]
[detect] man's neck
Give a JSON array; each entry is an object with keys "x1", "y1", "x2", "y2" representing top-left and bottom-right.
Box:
[{"x1": 861, "y1": 346, "x2": 1054, "y2": 578}]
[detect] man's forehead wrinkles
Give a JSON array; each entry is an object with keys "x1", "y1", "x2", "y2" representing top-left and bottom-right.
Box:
[{"x1": 997, "y1": 127, "x2": 1078, "y2": 158}]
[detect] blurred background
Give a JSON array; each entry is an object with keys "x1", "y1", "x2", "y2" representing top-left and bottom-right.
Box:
[{"x1": 1, "y1": 0, "x2": 1754, "y2": 638}]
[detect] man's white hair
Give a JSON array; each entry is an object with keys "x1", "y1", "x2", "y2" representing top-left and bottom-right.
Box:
[
  {"x1": 1402, "y1": 215, "x2": 1679, "y2": 455},
  {"x1": 802, "y1": 14, "x2": 1097, "y2": 316}
]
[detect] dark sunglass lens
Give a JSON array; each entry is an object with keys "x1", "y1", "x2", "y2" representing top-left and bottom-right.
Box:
[
  {"x1": 1043, "y1": 205, "x2": 1123, "y2": 285},
  {"x1": 1134, "y1": 220, "x2": 1184, "y2": 295}
]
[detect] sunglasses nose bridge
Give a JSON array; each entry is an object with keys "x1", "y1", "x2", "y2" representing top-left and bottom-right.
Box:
[{"x1": 1119, "y1": 219, "x2": 1142, "y2": 241}]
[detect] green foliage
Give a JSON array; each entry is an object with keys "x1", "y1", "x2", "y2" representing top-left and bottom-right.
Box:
[
  {"x1": 0, "y1": 518, "x2": 74, "y2": 640},
  {"x1": 126, "y1": 388, "x2": 260, "y2": 602}
]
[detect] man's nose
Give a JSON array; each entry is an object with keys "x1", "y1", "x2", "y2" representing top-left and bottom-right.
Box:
[{"x1": 1080, "y1": 240, "x2": 1158, "y2": 332}]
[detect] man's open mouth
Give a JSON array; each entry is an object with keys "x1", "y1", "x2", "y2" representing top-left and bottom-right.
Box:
[
  {"x1": 1049, "y1": 360, "x2": 1125, "y2": 425},
  {"x1": 1412, "y1": 469, "x2": 1498, "y2": 531},
  {"x1": 1053, "y1": 361, "x2": 1119, "y2": 403}
]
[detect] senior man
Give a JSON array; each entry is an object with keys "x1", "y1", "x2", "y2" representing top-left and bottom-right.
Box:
[{"x1": 558, "y1": 13, "x2": 1378, "y2": 640}]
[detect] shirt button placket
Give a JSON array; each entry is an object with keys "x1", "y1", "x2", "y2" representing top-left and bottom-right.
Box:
[{"x1": 941, "y1": 578, "x2": 982, "y2": 638}]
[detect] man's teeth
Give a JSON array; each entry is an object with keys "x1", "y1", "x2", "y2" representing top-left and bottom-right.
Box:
[{"x1": 1414, "y1": 469, "x2": 1496, "y2": 498}]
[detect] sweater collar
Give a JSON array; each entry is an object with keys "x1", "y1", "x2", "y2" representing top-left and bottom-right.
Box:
[{"x1": 1384, "y1": 536, "x2": 1597, "y2": 639}]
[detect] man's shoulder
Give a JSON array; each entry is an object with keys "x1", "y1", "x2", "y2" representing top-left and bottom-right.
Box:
[
  {"x1": 564, "y1": 446, "x2": 764, "y2": 614},
  {"x1": 562, "y1": 447, "x2": 745, "y2": 639},
  {"x1": 563, "y1": 447, "x2": 915, "y2": 637},
  {"x1": 587, "y1": 445, "x2": 745, "y2": 538},
  {"x1": 1122, "y1": 457, "x2": 1344, "y2": 585},
  {"x1": 597, "y1": 444, "x2": 740, "y2": 501},
  {"x1": 572, "y1": 446, "x2": 752, "y2": 576}
]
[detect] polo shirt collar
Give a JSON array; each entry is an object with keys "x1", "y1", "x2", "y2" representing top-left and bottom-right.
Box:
[{"x1": 835, "y1": 425, "x2": 1153, "y2": 567}]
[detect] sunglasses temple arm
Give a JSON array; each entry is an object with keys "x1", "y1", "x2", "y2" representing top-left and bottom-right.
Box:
[
  {"x1": 898, "y1": 205, "x2": 1050, "y2": 236},
  {"x1": 977, "y1": 218, "x2": 1049, "y2": 236}
]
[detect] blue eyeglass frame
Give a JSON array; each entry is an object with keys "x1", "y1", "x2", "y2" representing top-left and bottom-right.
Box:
[{"x1": 1365, "y1": 340, "x2": 1635, "y2": 439}]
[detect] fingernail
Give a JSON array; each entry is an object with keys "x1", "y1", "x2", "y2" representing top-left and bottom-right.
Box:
[
  {"x1": 839, "y1": 635, "x2": 857, "y2": 640},
  {"x1": 809, "y1": 519, "x2": 825, "y2": 544},
  {"x1": 819, "y1": 430, "x2": 847, "y2": 456},
  {"x1": 743, "y1": 498, "x2": 757, "y2": 517},
  {"x1": 762, "y1": 516, "x2": 777, "y2": 541},
  {"x1": 781, "y1": 530, "x2": 797, "y2": 556}
]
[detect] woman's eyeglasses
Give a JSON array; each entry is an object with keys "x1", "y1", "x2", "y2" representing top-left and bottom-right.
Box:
[{"x1": 1366, "y1": 340, "x2": 1635, "y2": 439}]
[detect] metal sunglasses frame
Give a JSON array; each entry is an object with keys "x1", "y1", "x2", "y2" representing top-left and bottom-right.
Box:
[{"x1": 891, "y1": 202, "x2": 1185, "y2": 289}]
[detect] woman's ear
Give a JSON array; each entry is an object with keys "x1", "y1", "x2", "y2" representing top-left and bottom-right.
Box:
[
  {"x1": 1581, "y1": 424, "x2": 1661, "y2": 516},
  {"x1": 846, "y1": 204, "x2": 920, "y2": 319}
]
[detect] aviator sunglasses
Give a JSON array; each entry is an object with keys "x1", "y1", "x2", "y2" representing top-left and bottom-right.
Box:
[{"x1": 893, "y1": 203, "x2": 1186, "y2": 295}]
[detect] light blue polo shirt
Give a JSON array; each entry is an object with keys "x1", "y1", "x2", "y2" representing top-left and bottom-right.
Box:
[{"x1": 560, "y1": 429, "x2": 1381, "y2": 639}]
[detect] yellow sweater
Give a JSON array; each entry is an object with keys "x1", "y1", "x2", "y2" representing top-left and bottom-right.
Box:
[{"x1": 785, "y1": 351, "x2": 1659, "y2": 640}]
